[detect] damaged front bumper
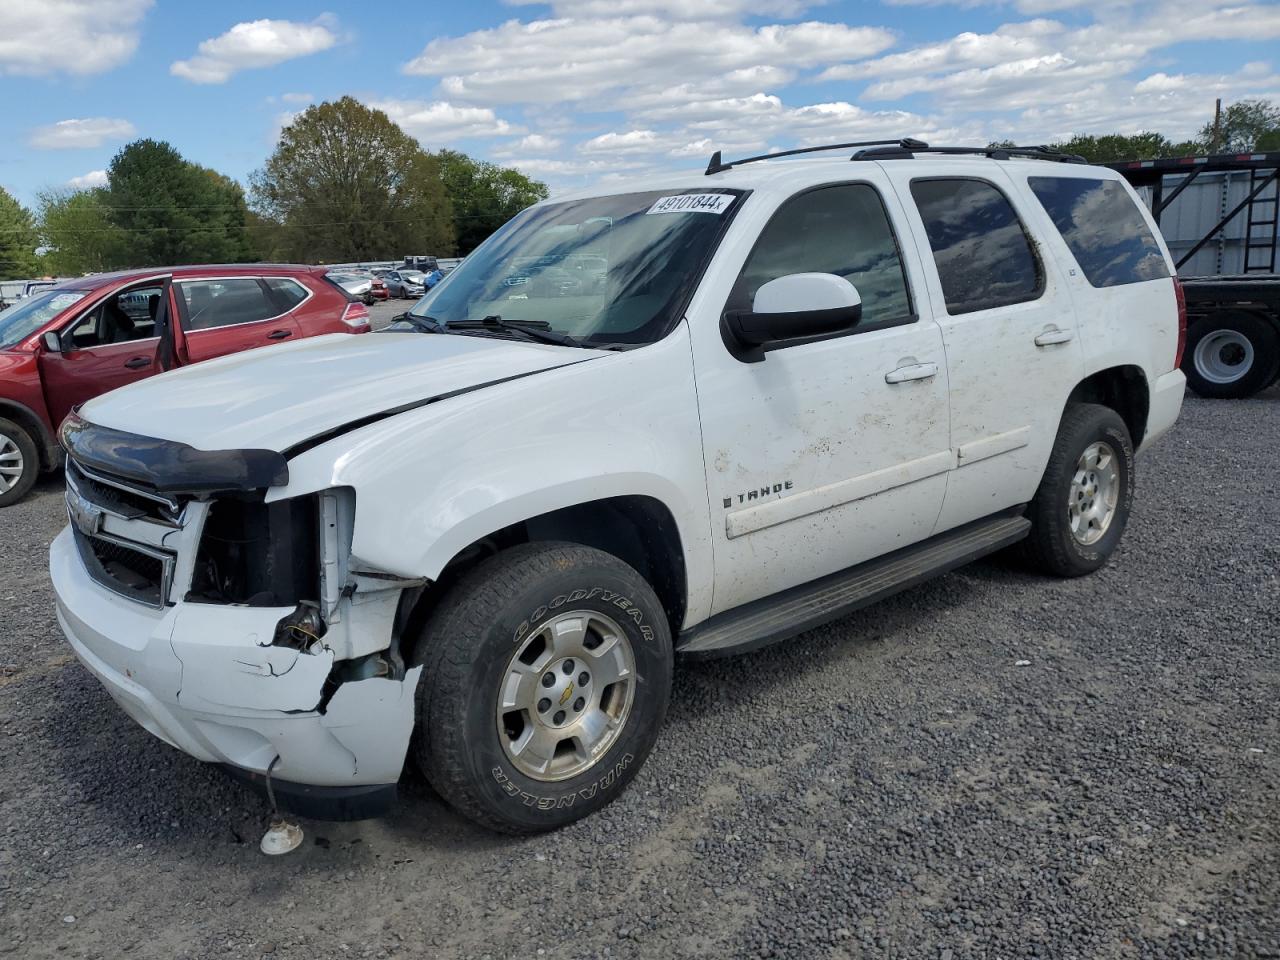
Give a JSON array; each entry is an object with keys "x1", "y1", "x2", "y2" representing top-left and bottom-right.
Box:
[{"x1": 51, "y1": 528, "x2": 421, "y2": 820}]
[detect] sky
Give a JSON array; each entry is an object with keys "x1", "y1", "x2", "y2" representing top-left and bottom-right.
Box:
[{"x1": 1, "y1": 0, "x2": 1278, "y2": 207}]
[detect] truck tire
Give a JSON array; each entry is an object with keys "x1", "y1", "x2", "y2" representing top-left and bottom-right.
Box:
[
  {"x1": 411, "y1": 542, "x2": 673, "y2": 833},
  {"x1": 1183, "y1": 310, "x2": 1280, "y2": 399},
  {"x1": 1020, "y1": 403, "x2": 1134, "y2": 578},
  {"x1": 0, "y1": 418, "x2": 39, "y2": 508}
]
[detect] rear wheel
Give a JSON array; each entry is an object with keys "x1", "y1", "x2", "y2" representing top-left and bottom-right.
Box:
[
  {"x1": 411, "y1": 542, "x2": 673, "y2": 833},
  {"x1": 1021, "y1": 404, "x2": 1134, "y2": 578},
  {"x1": 0, "y1": 418, "x2": 39, "y2": 508},
  {"x1": 1183, "y1": 311, "x2": 1280, "y2": 399}
]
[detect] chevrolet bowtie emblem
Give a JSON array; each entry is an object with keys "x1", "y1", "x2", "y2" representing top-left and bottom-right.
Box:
[{"x1": 559, "y1": 682, "x2": 574, "y2": 707}]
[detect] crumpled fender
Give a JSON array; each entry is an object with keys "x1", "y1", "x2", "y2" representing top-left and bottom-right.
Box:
[{"x1": 268, "y1": 325, "x2": 716, "y2": 626}]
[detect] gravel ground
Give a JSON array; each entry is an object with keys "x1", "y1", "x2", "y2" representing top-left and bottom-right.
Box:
[{"x1": 1, "y1": 378, "x2": 1277, "y2": 960}]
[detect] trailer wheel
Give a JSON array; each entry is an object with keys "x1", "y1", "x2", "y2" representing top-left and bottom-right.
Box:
[{"x1": 1183, "y1": 310, "x2": 1280, "y2": 399}]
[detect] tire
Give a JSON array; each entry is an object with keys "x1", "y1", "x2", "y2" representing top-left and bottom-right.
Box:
[
  {"x1": 0, "y1": 418, "x2": 40, "y2": 508},
  {"x1": 411, "y1": 542, "x2": 673, "y2": 833},
  {"x1": 1021, "y1": 403, "x2": 1134, "y2": 578},
  {"x1": 1183, "y1": 310, "x2": 1280, "y2": 399}
]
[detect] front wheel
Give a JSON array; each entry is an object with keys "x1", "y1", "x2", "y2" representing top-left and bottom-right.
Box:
[
  {"x1": 1183, "y1": 311, "x2": 1280, "y2": 399},
  {"x1": 412, "y1": 543, "x2": 673, "y2": 833},
  {"x1": 0, "y1": 418, "x2": 39, "y2": 508},
  {"x1": 1021, "y1": 403, "x2": 1134, "y2": 578}
]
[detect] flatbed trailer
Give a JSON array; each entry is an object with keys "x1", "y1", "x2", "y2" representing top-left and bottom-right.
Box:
[{"x1": 1110, "y1": 152, "x2": 1280, "y2": 398}]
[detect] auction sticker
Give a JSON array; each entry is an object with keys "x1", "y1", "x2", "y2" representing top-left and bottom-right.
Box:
[{"x1": 646, "y1": 194, "x2": 734, "y2": 215}]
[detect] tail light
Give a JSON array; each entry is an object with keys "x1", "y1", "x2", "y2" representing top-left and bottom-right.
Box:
[
  {"x1": 340, "y1": 301, "x2": 370, "y2": 331},
  {"x1": 1173, "y1": 278, "x2": 1187, "y2": 369}
]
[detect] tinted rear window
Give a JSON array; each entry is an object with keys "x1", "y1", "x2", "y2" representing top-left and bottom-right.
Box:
[
  {"x1": 1028, "y1": 177, "x2": 1170, "y2": 287},
  {"x1": 909, "y1": 178, "x2": 1043, "y2": 315}
]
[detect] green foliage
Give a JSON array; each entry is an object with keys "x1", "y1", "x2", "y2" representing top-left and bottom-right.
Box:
[
  {"x1": 250, "y1": 97, "x2": 456, "y2": 262},
  {"x1": 434, "y1": 150, "x2": 550, "y2": 255},
  {"x1": 1199, "y1": 98, "x2": 1280, "y2": 153},
  {"x1": 1047, "y1": 132, "x2": 1204, "y2": 164},
  {"x1": 0, "y1": 187, "x2": 41, "y2": 280},
  {"x1": 985, "y1": 98, "x2": 1279, "y2": 163},
  {"x1": 36, "y1": 188, "x2": 125, "y2": 275},
  {"x1": 105, "y1": 139, "x2": 253, "y2": 267}
]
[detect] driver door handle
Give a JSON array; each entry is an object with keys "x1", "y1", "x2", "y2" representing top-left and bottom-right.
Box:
[
  {"x1": 885, "y1": 361, "x2": 938, "y2": 384},
  {"x1": 1034, "y1": 327, "x2": 1074, "y2": 346},
  {"x1": 123, "y1": 356, "x2": 152, "y2": 370},
  {"x1": 267, "y1": 329, "x2": 292, "y2": 340}
]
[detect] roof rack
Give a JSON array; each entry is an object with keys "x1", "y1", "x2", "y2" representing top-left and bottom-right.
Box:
[
  {"x1": 705, "y1": 138, "x2": 927, "y2": 175},
  {"x1": 705, "y1": 139, "x2": 1086, "y2": 175}
]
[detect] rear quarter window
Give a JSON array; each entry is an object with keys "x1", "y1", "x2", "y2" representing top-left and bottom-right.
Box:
[{"x1": 1027, "y1": 177, "x2": 1171, "y2": 287}]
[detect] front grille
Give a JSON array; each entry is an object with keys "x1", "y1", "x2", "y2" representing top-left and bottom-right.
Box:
[
  {"x1": 67, "y1": 460, "x2": 181, "y2": 525},
  {"x1": 72, "y1": 526, "x2": 175, "y2": 607}
]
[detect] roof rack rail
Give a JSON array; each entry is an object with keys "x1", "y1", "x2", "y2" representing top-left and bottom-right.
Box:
[
  {"x1": 705, "y1": 138, "x2": 928, "y2": 175},
  {"x1": 889, "y1": 144, "x2": 1089, "y2": 164},
  {"x1": 705, "y1": 139, "x2": 1087, "y2": 174}
]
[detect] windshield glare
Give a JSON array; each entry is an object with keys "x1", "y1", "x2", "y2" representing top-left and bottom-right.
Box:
[
  {"x1": 408, "y1": 189, "x2": 742, "y2": 347},
  {"x1": 0, "y1": 290, "x2": 87, "y2": 350}
]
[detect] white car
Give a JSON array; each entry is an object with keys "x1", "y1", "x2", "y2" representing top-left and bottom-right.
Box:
[{"x1": 51, "y1": 141, "x2": 1185, "y2": 832}]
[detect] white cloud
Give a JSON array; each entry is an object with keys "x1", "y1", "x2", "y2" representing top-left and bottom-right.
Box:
[
  {"x1": 0, "y1": 0, "x2": 151, "y2": 76},
  {"x1": 512, "y1": 134, "x2": 564, "y2": 152},
  {"x1": 280, "y1": 91, "x2": 314, "y2": 104},
  {"x1": 29, "y1": 117, "x2": 137, "y2": 150},
  {"x1": 67, "y1": 170, "x2": 109, "y2": 189},
  {"x1": 171, "y1": 16, "x2": 339, "y2": 84},
  {"x1": 405, "y1": 16, "x2": 895, "y2": 104},
  {"x1": 370, "y1": 100, "x2": 523, "y2": 143},
  {"x1": 504, "y1": 0, "x2": 821, "y2": 17}
]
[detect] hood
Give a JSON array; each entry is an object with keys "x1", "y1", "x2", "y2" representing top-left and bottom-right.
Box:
[{"x1": 79, "y1": 331, "x2": 604, "y2": 453}]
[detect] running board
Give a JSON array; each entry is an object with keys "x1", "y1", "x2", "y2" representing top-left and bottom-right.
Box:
[{"x1": 676, "y1": 513, "x2": 1031, "y2": 660}]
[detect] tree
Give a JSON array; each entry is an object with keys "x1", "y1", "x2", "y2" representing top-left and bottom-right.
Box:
[
  {"x1": 251, "y1": 97, "x2": 455, "y2": 262},
  {"x1": 105, "y1": 139, "x2": 253, "y2": 267},
  {"x1": 1049, "y1": 132, "x2": 1204, "y2": 163},
  {"x1": 37, "y1": 188, "x2": 125, "y2": 275},
  {"x1": 0, "y1": 187, "x2": 41, "y2": 280},
  {"x1": 1200, "y1": 98, "x2": 1280, "y2": 153},
  {"x1": 435, "y1": 150, "x2": 549, "y2": 254}
]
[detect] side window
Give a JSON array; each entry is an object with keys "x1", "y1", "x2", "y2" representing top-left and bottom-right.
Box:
[
  {"x1": 1027, "y1": 177, "x2": 1171, "y2": 287},
  {"x1": 727, "y1": 183, "x2": 913, "y2": 332},
  {"x1": 909, "y1": 178, "x2": 1043, "y2": 315},
  {"x1": 264, "y1": 277, "x2": 309, "y2": 310},
  {"x1": 178, "y1": 278, "x2": 279, "y2": 332},
  {"x1": 67, "y1": 284, "x2": 163, "y2": 349}
]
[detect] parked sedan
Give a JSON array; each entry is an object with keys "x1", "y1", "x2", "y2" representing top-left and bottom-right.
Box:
[
  {"x1": 0, "y1": 264, "x2": 370, "y2": 507},
  {"x1": 328, "y1": 272, "x2": 377, "y2": 305},
  {"x1": 384, "y1": 270, "x2": 427, "y2": 299}
]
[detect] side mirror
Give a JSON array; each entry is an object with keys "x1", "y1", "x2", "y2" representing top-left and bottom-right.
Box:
[
  {"x1": 724, "y1": 273, "x2": 862, "y2": 361},
  {"x1": 41, "y1": 331, "x2": 62, "y2": 353}
]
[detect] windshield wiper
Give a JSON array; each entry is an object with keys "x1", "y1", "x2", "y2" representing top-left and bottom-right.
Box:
[
  {"x1": 395, "y1": 313, "x2": 447, "y2": 334},
  {"x1": 448, "y1": 315, "x2": 583, "y2": 347}
]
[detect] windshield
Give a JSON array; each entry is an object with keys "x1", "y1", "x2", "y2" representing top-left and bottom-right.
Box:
[
  {"x1": 408, "y1": 189, "x2": 744, "y2": 347},
  {"x1": 0, "y1": 290, "x2": 87, "y2": 350}
]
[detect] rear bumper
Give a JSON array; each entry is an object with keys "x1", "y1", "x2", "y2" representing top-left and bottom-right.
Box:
[
  {"x1": 51, "y1": 527, "x2": 421, "y2": 813},
  {"x1": 1142, "y1": 368, "x2": 1186, "y2": 451}
]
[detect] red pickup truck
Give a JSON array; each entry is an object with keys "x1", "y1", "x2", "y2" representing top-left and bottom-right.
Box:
[{"x1": 0, "y1": 264, "x2": 370, "y2": 506}]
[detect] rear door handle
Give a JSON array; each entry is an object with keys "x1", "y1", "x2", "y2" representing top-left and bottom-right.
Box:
[
  {"x1": 267, "y1": 329, "x2": 292, "y2": 340},
  {"x1": 1034, "y1": 327, "x2": 1074, "y2": 346},
  {"x1": 123, "y1": 356, "x2": 152, "y2": 370},
  {"x1": 885, "y1": 361, "x2": 938, "y2": 384}
]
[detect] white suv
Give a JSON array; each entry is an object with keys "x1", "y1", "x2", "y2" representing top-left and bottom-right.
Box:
[{"x1": 50, "y1": 141, "x2": 1185, "y2": 833}]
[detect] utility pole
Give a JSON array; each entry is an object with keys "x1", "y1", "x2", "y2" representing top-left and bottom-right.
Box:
[{"x1": 1212, "y1": 98, "x2": 1222, "y2": 153}]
